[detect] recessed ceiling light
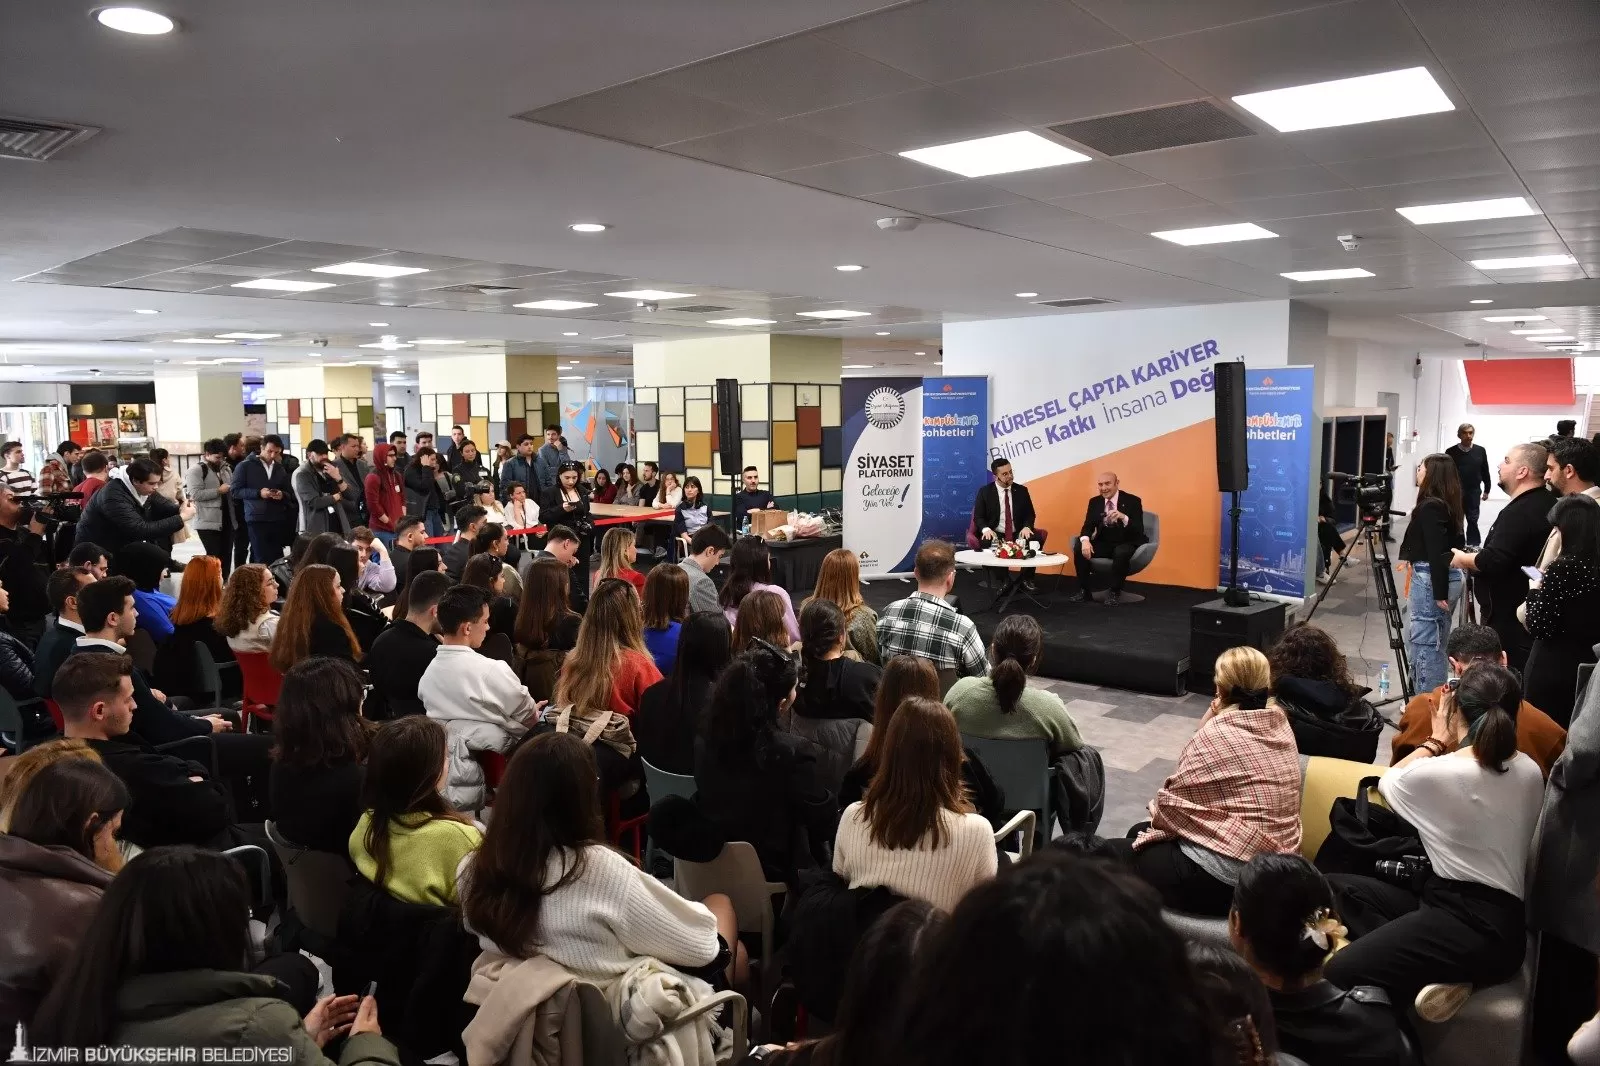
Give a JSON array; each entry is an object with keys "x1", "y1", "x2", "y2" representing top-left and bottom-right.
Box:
[
  {"x1": 842, "y1": 364, "x2": 875, "y2": 370},
  {"x1": 215, "y1": 332, "x2": 281, "y2": 340},
  {"x1": 875, "y1": 331, "x2": 891, "y2": 336},
  {"x1": 914, "y1": 351, "x2": 928, "y2": 356},
  {"x1": 1151, "y1": 222, "x2": 1279, "y2": 246},
  {"x1": 706, "y1": 317, "x2": 777, "y2": 327},
  {"x1": 568, "y1": 360, "x2": 580, "y2": 364},
  {"x1": 796, "y1": 309, "x2": 872, "y2": 319},
  {"x1": 1470, "y1": 299, "x2": 1494, "y2": 304},
  {"x1": 133, "y1": 308, "x2": 160, "y2": 315},
  {"x1": 359, "y1": 342, "x2": 414, "y2": 350},
  {"x1": 562, "y1": 332, "x2": 580, "y2": 337},
  {"x1": 94, "y1": 7, "x2": 175, "y2": 34},
  {"x1": 172, "y1": 337, "x2": 235, "y2": 344},
  {"x1": 311, "y1": 262, "x2": 430, "y2": 278},
  {"x1": 1546, "y1": 345, "x2": 1584, "y2": 351},
  {"x1": 1482, "y1": 315, "x2": 1546, "y2": 322},
  {"x1": 181, "y1": 359, "x2": 222, "y2": 365},
  {"x1": 1232, "y1": 66, "x2": 1453, "y2": 133},
  {"x1": 900, "y1": 131, "x2": 1090, "y2": 178},
  {"x1": 1280, "y1": 268, "x2": 1376, "y2": 281},
  {"x1": 1396, "y1": 197, "x2": 1540, "y2": 225},
  {"x1": 212, "y1": 357, "x2": 256, "y2": 364},
  {"x1": 1510, "y1": 328, "x2": 1564, "y2": 335},
  {"x1": 515, "y1": 299, "x2": 599, "y2": 311},
  {"x1": 1470, "y1": 254, "x2": 1578, "y2": 270},
  {"x1": 559, "y1": 375, "x2": 585, "y2": 381},
  {"x1": 605, "y1": 289, "x2": 695, "y2": 300},
  {"x1": 369, "y1": 321, "x2": 389, "y2": 327},
  {"x1": 232, "y1": 279, "x2": 335, "y2": 292},
  {"x1": 835, "y1": 264, "x2": 865, "y2": 272},
  {"x1": 1015, "y1": 292, "x2": 1039, "y2": 298},
  {"x1": 1536, "y1": 336, "x2": 1577, "y2": 342},
  {"x1": 412, "y1": 338, "x2": 464, "y2": 345},
  {"x1": 569, "y1": 223, "x2": 608, "y2": 233}
]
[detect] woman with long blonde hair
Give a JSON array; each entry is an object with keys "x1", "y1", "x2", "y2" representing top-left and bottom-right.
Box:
[
  {"x1": 553, "y1": 577, "x2": 660, "y2": 717},
  {"x1": 215, "y1": 564, "x2": 279, "y2": 654},
  {"x1": 592, "y1": 526, "x2": 645, "y2": 595},
  {"x1": 270, "y1": 564, "x2": 361, "y2": 671},
  {"x1": 805, "y1": 548, "x2": 878, "y2": 663}
]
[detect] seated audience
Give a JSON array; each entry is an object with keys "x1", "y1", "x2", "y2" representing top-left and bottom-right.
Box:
[
  {"x1": 151, "y1": 554, "x2": 235, "y2": 700},
  {"x1": 364, "y1": 570, "x2": 449, "y2": 720},
  {"x1": 269, "y1": 563, "x2": 361, "y2": 671},
  {"x1": 327, "y1": 544, "x2": 388, "y2": 654},
  {"x1": 114, "y1": 541, "x2": 178, "y2": 644},
  {"x1": 672, "y1": 475, "x2": 711, "y2": 552},
  {"x1": 1104, "y1": 646, "x2": 1301, "y2": 917},
  {"x1": 391, "y1": 546, "x2": 446, "y2": 619},
  {"x1": 0, "y1": 738, "x2": 100, "y2": 829},
  {"x1": 833, "y1": 697, "x2": 996, "y2": 912},
  {"x1": 590, "y1": 467, "x2": 617, "y2": 504},
  {"x1": 270, "y1": 532, "x2": 313, "y2": 598},
  {"x1": 695, "y1": 644, "x2": 833, "y2": 886},
  {"x1": 441, "y1": 504, "x2": 487, "y2": 580},
  {"x1": 891, "y1": 850, "x2": 1223, "y2": 1065},
  {"x1": 734, "y1": 588, "x2": 792, "y2": 653},
  {"x1": 56, "y1": 654, "x2": 231, "y2": 849},
  {"x1": 460, "y1": 731, "x2": 746, "y2": 992},
  {"x1": 1523, "y1": 493, "x2": 1600, "y2": 726},
  {"x1": 791, "y1": 600, "x2": 881, "y2": 793},
  {"x1": 805, "y1": 548, "x2": 879, "y2": 664},
  {"x1": 679, "y1": 523, "x2": 730, "y2": 615},
  {"x1": 215, "y1": 564, "x2": 280, "y2": 655},
  {"x1": 0, "y1": 576, "x2": 36, "y2": 701},
  {"x1": 349, "y1": 526, "x2": 398, "y2": 597},
  {"x1": 1186, "y1": 944, "x2": 1279, "y2": 1066},
  {"x1": 0, "y1": 759, "x2": 126, "y2": 1029},
  {"x1": 1324, "y1": 661, "x2": 1543, "y2": 1020},
  {"x1": 30, "y1": 846, "x2": 391, "y2": 1060},
  {"x1": 420, "y1": 585, "x2": 537, "y2": 812},
  {"x1": 510, "y1": 557, "x2": 581, "y2": 702},
  {"x1": 593, "y1": 525, "x2": 646, "y2": 594},
  {"x1": 641, "y1": 562, "x2": 689, "y2": 674},
  {"x1": 876, "y1": 540, "x2": 989, "y2": 678},
  {"x1": 299, "y1": 530, "x2": 344, "y2": 573},
  {"x1": 1230, "y1": 853, "x2": 1412, "y2": 1066},
  {"x1": 387, "y1": 516, "x2": 428, "y2": 598},
  {"x1": 350, "y1": 715, "x2": 482, "y2": 906},
  {"x1": 839, "y1": 655, "x2": 943, "y2": 808},
  {"x1": 719, "y1": 535, "x2": 800, "y2": 643},
  {"x1": 503, "y1": 482, "x2": 538, "y2": 533},
  {"x1": 612, "y1": 463, "x2": 642, "y2": 506},
  {"x1": 467, "y1": 520, "x2": 521, "y2": 600},
  {"x1": 635, "y1": 612, "x2": 732, "y2": 775},
  {"x1": 945, "y1": 614, "x2": 1083, "y2": 758},
  {"x1": 659, "y1": 471, "x2": 683, "y2": 509},
  {"x1": 461, "y1": 552, "x2": 516, "y2": 641},
  {"x1": 1393, "y1": 623, "x2": 1567, "y2": 777},
  {"x1": 1267, "y1": 623, "x2": 1384, "y2": 762},
  {"x1": 32, "y1": 566, "x2": 96, "y2": 698},
  {"x1": 553, "y1": 577, "x2": 662, "y2": 718},
  {"x1": 268, "y1": 657, "x2": 370, "y2": 855}
]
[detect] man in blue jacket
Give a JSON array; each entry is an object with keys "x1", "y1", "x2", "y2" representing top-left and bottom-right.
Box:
[
  {"x1": 533, "y1": 424, "x2": 571, "y2": 495},
  {"x1": 231, "y1": 434, "x2": 297, "y2": 562},
  {"x1": 499, "y1": 433, "x2": 539, "y2": 502}
]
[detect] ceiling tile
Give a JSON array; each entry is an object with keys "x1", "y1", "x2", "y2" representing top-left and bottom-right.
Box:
[
  {"x1": 1401, "y1": 0, "x2": 1600, "y2": 60},
  {"x1": 1070, "y1": 0, "x2": 1350, "y2": 43},
  {"x1": 1118, "y1": 135, "x2": 1315, "y2": 182},
  {"x1": 1476, "y1": 94, "x2": 1600, "y2": 146},
  {"x1": 1102, "y1": 204, "x2": 1250, "y2": 234},
  {"x1": 1141, "y1": 0, "x2": 1434, "y2": 97},
  {"x1": 946, "y1": 46, "x2": 1206, "y2": 127},
  {"x1": 1174, "y1": 165, "x2": 1350, "y2": 203},
  {"x1": 979, "y1": 159, "x2": 1163, "y2": 199},
  {"x1": 1363, "y1": 174, "x2": 1537, "y2": 208},
  {"x1": 938, "y1": 200, "x2": 1108, "y2": 245},
  {"x1": 1050, "y1": 182, "x2": 1214, "y2": 219},
  {"x1": 655, "y1": 36, "x2": 926, "y2": 120},
  {"x1": 516, "y1": 81, "x2": 766, "y2": 148},
  {"x1": 1502, "y1": 132, "x2": 1600, "y2": 173},
  {"x1": 1444, "y1": 40, "x2": 1600, "y2": 110},
  {"x1": 1259, "y1": 209, "x2": 1420, "y2": 244},
  {"x1": 776, "y1": 153, "x2": 954, "y2": 196},
  {"x1": 667, "y1": 121, "x2": 871, "y2": 173},
  {"x1": 1284, "y1": 110, "x2": 1494, "y2": 165},
  {"x1": 785, "y1": 88, "x2": 1016, "y2": 155},
  {"x1": 1221, "y1": 188, "x2": 1383, "y2": 220},
  {"x1": 1323, "y1": 146, "x2": 1518, "y2": 189},
  {"x1": 818, "y1": 0, "x2": 1124, "y2": 82},
  {"x1": 865, "y1": 181, "x2": 1027, "y2": 216}
]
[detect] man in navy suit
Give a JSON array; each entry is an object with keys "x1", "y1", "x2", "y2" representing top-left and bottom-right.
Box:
[
  {"x1": 231, "y1": 434, "x2": 297, "y2": 563},
  {"x1": 1073, "y1": 471, "x2": 1146, "y2": 605}
]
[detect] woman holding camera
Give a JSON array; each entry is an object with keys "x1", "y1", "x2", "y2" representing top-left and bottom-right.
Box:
[
  {"x1": 1323, "y1": 660, "x2": 1543, "y2": 1022},
  {"x1": 1399, "y1": 454, "x2": 1467, "y2": 693}
]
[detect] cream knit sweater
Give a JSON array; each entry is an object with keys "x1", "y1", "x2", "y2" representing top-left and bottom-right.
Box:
[{"x1": 832, "y1": 801, "x2": 997, "y2": 913}]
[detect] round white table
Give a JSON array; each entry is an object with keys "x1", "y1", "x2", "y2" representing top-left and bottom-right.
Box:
[{"x1": 955, "y1": 549, "x2": 1070, "y2": 614}]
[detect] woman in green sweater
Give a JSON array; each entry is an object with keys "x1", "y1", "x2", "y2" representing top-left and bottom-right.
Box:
[{"x1": 945, "y1": 614, "x2": 1083, "y2": 757}]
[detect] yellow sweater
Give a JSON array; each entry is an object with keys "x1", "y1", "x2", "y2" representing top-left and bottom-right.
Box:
[{"x1": 349, "y1": 811, "x2": 483, "y2": 907}]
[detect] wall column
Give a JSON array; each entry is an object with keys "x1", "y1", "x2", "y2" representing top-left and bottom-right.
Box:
[{"x1": 152, "y1": 372, "x2": 244, "y2": 452}]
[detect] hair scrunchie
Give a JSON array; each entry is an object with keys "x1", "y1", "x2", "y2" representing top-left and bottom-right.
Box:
[{"x1": 1232, "y1": 687, "x2": 1270, "y2": 710}]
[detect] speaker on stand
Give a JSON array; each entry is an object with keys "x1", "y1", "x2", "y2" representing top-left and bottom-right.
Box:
[
  {"x1": 1214, "y1": 361, "x2": 1251, "y2": 607},
  {"x1": 715, "y1": 378, "x2": 742, "y2": 531}
]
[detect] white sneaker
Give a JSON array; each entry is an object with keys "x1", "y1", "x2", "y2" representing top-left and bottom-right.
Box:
[{"x1": 1415, "y1": 982, "x2": 1472, "y2": 1023}]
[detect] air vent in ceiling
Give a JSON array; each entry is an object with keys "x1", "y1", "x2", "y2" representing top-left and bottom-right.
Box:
[
  {"x1": 433, "y1": 283, "x2": 521, "y2": 295},
  {"x1": 0, "y1": 116, "x2": 100, "y2": 162},
  {"x1": 1033, "y1": 297, "x2": 1116, "y2": 308},
  {"x1": 1050, "y1": 101, "x2": 1253, "y2": 157},
  {"x1": 668, "y1": 305, "x2": 735, "y2": 314}
]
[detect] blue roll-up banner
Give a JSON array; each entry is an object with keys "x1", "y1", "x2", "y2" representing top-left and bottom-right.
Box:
[
  {"x1": 918, "y1": 376, "x2": 990, "y2": 546},
  {"x1": 1221, "y1": 365, "x2": 1316, "y2": 597}
]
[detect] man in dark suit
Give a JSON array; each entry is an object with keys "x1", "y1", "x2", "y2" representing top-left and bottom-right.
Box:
[
  {"x1": 973, "y1": 457, "x2": 1046, "y2": 590},
  {"x1": 231, "y1": 434, "x2": 297, "y2": 563},
  {"x1": 1446, "y1": 423, "x2": 1494, "y2": 544},
  {"x1": 1072, "y1": 471, "x2": 1146, "y2": 605},
  {"x1": 33, "y1": 565, "x2": 95, "y2": 697}
]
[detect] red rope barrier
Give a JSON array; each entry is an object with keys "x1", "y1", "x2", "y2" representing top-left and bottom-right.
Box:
[{"x1": 421, "y1": 508, "x2": 676, "y2": 546}]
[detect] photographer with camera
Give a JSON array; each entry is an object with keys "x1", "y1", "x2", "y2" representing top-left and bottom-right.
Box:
[
  {"x1": 1323, "y1": 661, "x2": 1543, "y2": 1024},
  {"x1": 0, "y1": 482, "x2": 52, "y2": 649}
]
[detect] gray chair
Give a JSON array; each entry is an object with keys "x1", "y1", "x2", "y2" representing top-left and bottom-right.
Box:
[
  {"x1": 265, "y1": 820, "x2": 354, "y2": 948},
  {"x1": 191, "y1": 641, "x2": 239, "y2": 708},
  {"x1": 962, "y1": 734, "x2": 1052, "y2": 849},
  {"x1": 642, "y1": 758, "x2": 696, "y2": 803},
  {"x1": 1087, "y1": 510, "x2": 1160, "y2": 603},
  {"x1": 0, "y1": 687, "x2": 42, "y2": 751}
]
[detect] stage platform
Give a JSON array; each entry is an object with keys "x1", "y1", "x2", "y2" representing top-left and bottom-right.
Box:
[{"x1": 862, "y1": 571, "x2": 1212, "y2": 696}]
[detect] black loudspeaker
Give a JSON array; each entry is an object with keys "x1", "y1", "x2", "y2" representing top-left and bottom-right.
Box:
[
  {"x1": 1214, "y1": 360, "x2": 1249, "y2": 492},
  {"x1": 1188, "y1": 597, "x2": 1287, "y2": 691},
  {"x1": 715, "y1": 378, "x2": 742, "y2": 475}
]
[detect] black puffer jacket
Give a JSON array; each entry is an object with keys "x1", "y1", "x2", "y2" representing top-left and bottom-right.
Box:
[
  {"x1": 73, "y1": 476, "x2": 184, "y2": 557},
  {"x1": 1275, "y1": 676, "x2": 1384, "y2": 763},
  {"x1": 0, "y1": 625, "x2": 35, "y2": 701}
]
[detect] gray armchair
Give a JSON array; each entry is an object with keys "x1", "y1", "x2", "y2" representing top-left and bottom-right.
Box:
[{"x1": 1087, "y1": 510, "x2": 1160, "y2": 601}]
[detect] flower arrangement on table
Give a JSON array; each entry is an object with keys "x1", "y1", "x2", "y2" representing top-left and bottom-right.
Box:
[{"x1": 991, "y1": 540, "x2": 1038, "y2": 560}]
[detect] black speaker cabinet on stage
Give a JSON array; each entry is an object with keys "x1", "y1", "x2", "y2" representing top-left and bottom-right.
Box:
[
  {"x1": 715, "y1": 378, "x2": 742, "y2": 474},
  {"x1": 1189, "y1": 597, "x2": 1288, "y2": 692},
  {"x1": 1214, "y1": 361, "x2": 1248, "y2": 493}
]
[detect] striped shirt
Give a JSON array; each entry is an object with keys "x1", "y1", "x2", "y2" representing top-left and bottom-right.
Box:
[{"x1": 2, "y1": 465, "x2": 37, "y2": 498}]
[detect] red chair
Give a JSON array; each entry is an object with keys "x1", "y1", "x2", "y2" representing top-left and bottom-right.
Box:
[
  {"x1": 607, "y1": 791, "x2": 648, "y2": 862},
  {"x1": 472, "y1": 750, "x2": 509, "y2": 807},
  {"x1": 233, "y1": 651, "x2": 284, "y2": 733},
  {"x1": 44, "y1": 699, "x2": 63, "y2": 732}
]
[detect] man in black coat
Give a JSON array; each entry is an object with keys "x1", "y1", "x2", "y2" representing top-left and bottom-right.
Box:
[
  {"x1": 973, "y1": 457, "x2": 1047, "y2": 591},
  {"x1": 1451, "y1": 441, "x2": 1556, "y2": 671},
  {"x1": 231, "y1": 435, "x2": 297, "y2": 563},
  {"x1": 1446, "y1": 423, "x2": 1494, "y2": 544},
  {"x1": 71, "y1": 457, "x2": 193, "y2": 561},
  {"x1": 364, "y1": 570, "x2": 447, "y2": 719},
  {"x1": 33, "y1": 565, "x2": 95, "y2": 697},
  {"x1": 1073, "y1": 471, "x2": 1146, "y2": 605}
]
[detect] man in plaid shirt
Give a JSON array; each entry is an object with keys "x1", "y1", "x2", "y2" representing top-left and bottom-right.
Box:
[{"x1": 876, "y1": 540, "x2": 990, "y2": 677}]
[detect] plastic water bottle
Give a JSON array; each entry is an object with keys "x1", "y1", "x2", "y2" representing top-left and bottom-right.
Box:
[{"x1": 1378, "y1": 664, "x2": 1391, "y2": 701}]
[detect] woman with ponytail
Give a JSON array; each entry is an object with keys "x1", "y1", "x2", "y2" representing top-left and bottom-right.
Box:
[
  {"x1": 945, "y1": 614, "x2": 1083, "y2": 758},
  {"x1": 1230, "y1": 854, "x2": 1412, "y2": 1066},
  {"x1": 1103, "y1": 645, "x2": 1302, "y2": 917},
  {"x1": 1323, "y1": 660, "x2": 1543, "y2": 1023}
]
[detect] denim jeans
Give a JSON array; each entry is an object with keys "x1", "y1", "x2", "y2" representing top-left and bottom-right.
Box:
[
  {"x1": 372, "y1": 530, "x2": 395, "y2": 549},
  {"x1": 1408, "y1": 562, "x2": 1463, "y2": 693},
  {"x1": 424, "y1": 509, "x2": 444, "y2": 538}
]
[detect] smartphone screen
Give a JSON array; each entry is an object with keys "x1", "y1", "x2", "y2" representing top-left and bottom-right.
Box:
[{"x1": 1521, "y1": 566, "x2": 1542, "y2": 581}]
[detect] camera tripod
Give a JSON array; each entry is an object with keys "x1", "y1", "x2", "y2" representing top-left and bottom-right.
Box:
[{"x1": 1303, "y1": 516, "x2": 1414, "y2": 705}]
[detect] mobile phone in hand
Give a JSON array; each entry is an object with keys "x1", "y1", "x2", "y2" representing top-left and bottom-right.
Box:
[
  {"x1": 364, "y1": 980, "x2": 378, "y2": 999},
  {"x1": 1521, "y1": 566, "x2": 1543, "y2": 581}
]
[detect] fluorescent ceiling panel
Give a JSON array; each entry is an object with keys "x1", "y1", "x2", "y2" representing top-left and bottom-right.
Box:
[
  {"x1": 796, "y1": 309, "x2": 872, "y2": 319},
  {"x1": 1535, "y1": 336, "x2": 1577, "y2": 342},
  {"x1": 232, "y1": 279, "x2": 335, "y2": 292},
  {"x1": 1470, "y1": 254, "x2": 1577, "y2": 270},
  {"x1": 513, "y1": 299, "x2": 598, "y2": 310},
  {"x1": 899, "y1": 131, "x2": 1090, "y2": 178},
  {"x1": 311, "y1": 262, "x2": 430, "y2": 278},
  {"x1": 1280, "y1": 268, "x2": 1376, "y2": 281},
  {"x1": 605, "y1": 289, "x2": 696, "y2": 300},
  {"x1": 1232, "y1": 66, "x2": 1453, "y2": 133},
  {"x1": 413, "y1": 338, "x2": 464, "y2": 345},
  {"x1": 707, "y1": 318, "x2": 777, "y2": 326},
  {"x1": 172, "y1": 338, "x2": 235, "y2": 344},
  {"x1": 214, "y1": 332, "x2": 281, "y2": 339},
  {"x1": 1510, "y1": 328, "x2": 1564, "y2": 335},
  {"x1": 1396, "y1": 197, "x2": 1539, "y2": 225},
  {"x1": 1151, "y1": 222, "x2": 1278, "y2": 246},
  {"x1": 1482, "y1": 315, "x2": 1546, "y2": 322}
]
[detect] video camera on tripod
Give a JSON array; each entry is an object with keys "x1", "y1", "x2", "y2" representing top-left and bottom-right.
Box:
[
  {"x1": 22, "y1": 490, "x2": 84, "y2": 529},
  {"x1": 1326, "y1": 471, "x2": 1402, "y2": 526}
]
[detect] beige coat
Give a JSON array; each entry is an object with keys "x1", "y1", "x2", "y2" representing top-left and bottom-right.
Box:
[{"x1": 462, "y1": 952, "x2": 611, "y2": 1066}]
